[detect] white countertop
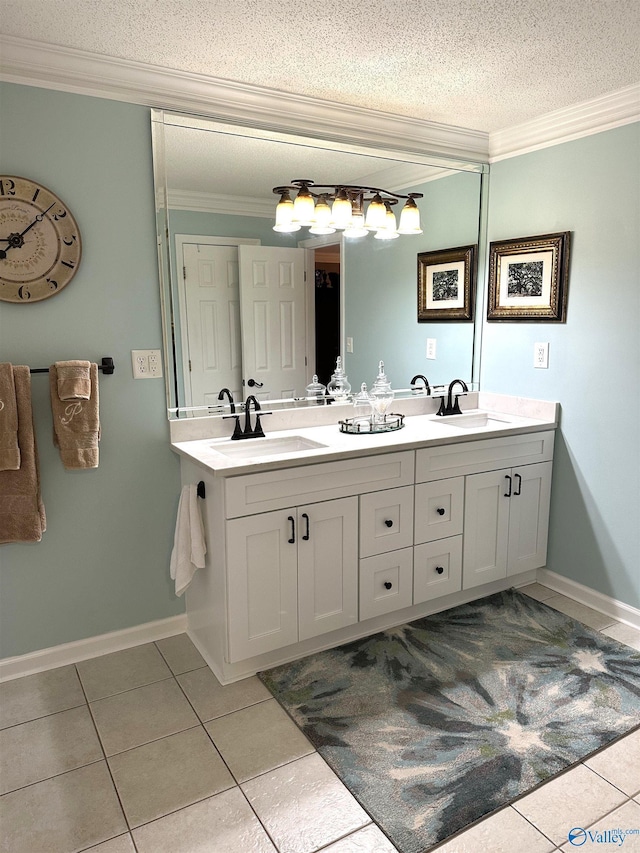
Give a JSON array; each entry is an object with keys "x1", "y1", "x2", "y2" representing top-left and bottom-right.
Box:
[{"x1": 171, "y1": 395, "x2": 558, "y2": 478}]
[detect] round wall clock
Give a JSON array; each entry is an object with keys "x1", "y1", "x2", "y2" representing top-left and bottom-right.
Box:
[{"x1": 0, "y1": 175, "x2": 82, "y2": 303}]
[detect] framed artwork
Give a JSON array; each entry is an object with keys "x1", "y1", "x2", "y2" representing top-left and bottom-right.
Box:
[
  {"x1": 417, "y1": 244, "x2": 476, "y2": 322},
  {"x1": 487, "y1": 231, "x2": 571, "y2": 322}
]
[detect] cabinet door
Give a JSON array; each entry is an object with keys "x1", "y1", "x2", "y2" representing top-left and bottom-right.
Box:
[
  {"x1": 507, "y1": 461, "x2": 552, "y2": 575},
  {"x1": 414, "y1": 477, "x2": 464, "y2": 544},
  {"x1": 360, "y1": 485, "x2": 414, "y2": 557},
  {"x1": 298, "y1": 497, "x2": 359, "y2": 641},
  {"x1": 463, "y1": 469, "x2": 510, "y2": 589},
  {"x1": 226, "y1": 510, "x2": 298, "y2": 662}
]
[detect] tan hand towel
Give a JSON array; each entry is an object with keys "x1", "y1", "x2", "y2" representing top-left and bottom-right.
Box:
[
  {"x1": 55, "y1": 360, "x2": 91, "y2": 400},
  {"x1": 0, "y1": 366, "x2": 46, "y2": 543},
  {"x1": 0, "y1": 363, "x2": 20, "y2": 471},
  {"x1": 50, "y1": 362, "x2": 100, "y2": 469}
]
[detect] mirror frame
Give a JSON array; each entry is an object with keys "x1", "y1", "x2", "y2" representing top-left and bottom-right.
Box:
[{"x1": 151, "y1": 108, "x2": 490, "y2": 418}]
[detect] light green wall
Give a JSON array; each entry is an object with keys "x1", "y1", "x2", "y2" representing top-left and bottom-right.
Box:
[
  {"x1": 344, "y1": 171, "x2": 481, "y2": 389},
  {"x1": 0, "y1": 83, "x2": 183, "y2": 658},
  {"x1": 481, "y1": 123, "x2": 640, "y2": 608},
  {"x1": 1, "y1": 83, "x2": 637, "y2": 661}
]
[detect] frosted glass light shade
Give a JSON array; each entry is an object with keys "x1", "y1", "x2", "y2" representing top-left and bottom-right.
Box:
[
  {"x1": 365, "y1": 194, "x2": 386, "y2": 231},
  {"x1": 397, "y1": 197, "x2": 423, "y2": 234},
  {"x1": 293, "y1": 187, "x2": 316, "y2": 225},
  {"x1": 331, "y1": 190, "x2": 352, "y2": 230},
  {"x1": 344, "y1": 212, "x2": 368, "y2": 238},
  {"x1": 273, "y1": 192, "x2": 301, "y2": 232},
  {"x1": 374, "y1": 204, "x2": 399, "y2": 239},
  {"x1": 310, "y1": 196, "x2": 336, "y2": 234}
]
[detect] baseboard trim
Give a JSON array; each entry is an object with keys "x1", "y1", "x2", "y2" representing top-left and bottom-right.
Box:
[
  {"x1": 537, "y1": 569, "x2": 640, "y2": 630},
  {"x1": 0, "y1": 614, "x2": 188, "y2": 683}
]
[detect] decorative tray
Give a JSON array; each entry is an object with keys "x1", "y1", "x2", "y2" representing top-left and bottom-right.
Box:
[{"x1": 338, "y1": 413, "x2": 405, "y2": 434}]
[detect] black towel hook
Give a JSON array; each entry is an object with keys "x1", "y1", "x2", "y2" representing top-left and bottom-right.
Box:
[{"x1": 196, "y1": 481, "x2": 206, "y2": 499}]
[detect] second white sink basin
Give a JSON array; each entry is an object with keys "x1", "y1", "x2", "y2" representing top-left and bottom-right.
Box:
[
  {"x1": 435, "y1": 412, "x2": 512, "y2": 429},
  {"x1": 211, "y1": 435, "x2": 327, "y2": 459}
]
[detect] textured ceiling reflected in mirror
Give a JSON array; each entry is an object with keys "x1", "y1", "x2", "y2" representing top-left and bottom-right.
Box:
[{"x1": 153, "y1": 111, "x2": 486, "y2": 417}]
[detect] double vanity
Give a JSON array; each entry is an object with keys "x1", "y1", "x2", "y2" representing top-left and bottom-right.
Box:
[{"x1": 170, "y1": 392, "x2": 558, "y2": 684}]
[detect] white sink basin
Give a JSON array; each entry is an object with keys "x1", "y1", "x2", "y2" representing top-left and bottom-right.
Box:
[
  {"x1": 434, "y1": 412, "x2": 512, "y2": 429},
  {"x1": 211, "y1": 435, "x2": 327, "y2": 459}
]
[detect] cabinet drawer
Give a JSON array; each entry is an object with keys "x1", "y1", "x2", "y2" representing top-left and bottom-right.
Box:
[
  {"x1": 360, "y1": 486, "x2": 414, "y2": 557},
  {"x1": 225, "y1": 451, "x2": 414, "y2": 518},
  {"x1": 359, "y1": 548, "x2": 413, "y2": 621},
  {"x1": 416, "y1": 430, "x2": 555, "y2": 482},
  {"x1": 413, "y1": 536, "x2": 463, "y2": 604},
  {"x1": 414, "y1": 477, "x2": 463, "y2": 544}
]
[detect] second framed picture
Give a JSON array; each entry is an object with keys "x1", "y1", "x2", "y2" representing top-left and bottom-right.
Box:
[
  {"x1": 417, "y1": 244, "x2": 476, "y2": 322},
  {"x1": 487, "y1": 231, "x2": 571, "y2": 322}
]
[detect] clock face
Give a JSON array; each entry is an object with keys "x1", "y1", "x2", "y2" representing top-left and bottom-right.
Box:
[{"x1": 0, "y1": 176, "x2": 82, "y2": 303}]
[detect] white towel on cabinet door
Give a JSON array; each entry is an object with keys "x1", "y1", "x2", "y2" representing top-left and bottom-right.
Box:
[{"x1": 170, "y1": 485, "x2": 206, "y2": 596}]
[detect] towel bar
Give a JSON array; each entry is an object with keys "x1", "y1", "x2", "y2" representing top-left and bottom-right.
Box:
[{"x1": 30, "y1": 357, "x2": 115, "y2": 375}]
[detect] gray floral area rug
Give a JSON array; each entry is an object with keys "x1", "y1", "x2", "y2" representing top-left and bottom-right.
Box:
[{"x1": 259, "y1": 589, "x2": 640, "y2": 853}]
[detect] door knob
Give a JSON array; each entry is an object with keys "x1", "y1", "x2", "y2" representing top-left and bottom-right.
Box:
[{"x1": 247, "y1": 378, "x2": 264, "y2": 388}]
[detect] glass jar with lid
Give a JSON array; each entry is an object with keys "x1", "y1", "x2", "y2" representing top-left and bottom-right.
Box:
[
  {"x1": 327, "y1": 356, "x2": 352, "y2": 404},
  {"x1": 370, "y1": 360, "x2": 394, "y2": 423}
]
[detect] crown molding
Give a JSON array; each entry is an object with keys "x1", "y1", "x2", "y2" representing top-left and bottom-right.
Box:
[
  {"x1": 0, "y1": 35, "x2": 488, "y2": 166},
  {"x1": 489, "y1": 83, "x2": 640, "y2": 161},
  {"x1": 167, "y1": 190, "x2": 273, "y2": 217}
]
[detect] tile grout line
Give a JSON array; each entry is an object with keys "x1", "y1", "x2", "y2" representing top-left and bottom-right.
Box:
[{"x1": 74, "y1": 661, "x2": 141, "y2": 853}]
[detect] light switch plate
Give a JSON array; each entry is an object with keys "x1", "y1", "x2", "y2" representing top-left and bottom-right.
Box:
[{"x1": 426, "y1": 338, "x2": 437, "y2": 359}]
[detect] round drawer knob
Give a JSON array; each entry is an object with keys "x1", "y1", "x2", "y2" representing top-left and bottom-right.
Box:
[
  {"x1": 384, "y1": 581, "x2": 393, "y2": 589},
  {"x1": 436, "y1": 507, "x2": 445, "y2": 516},
  {"x1": 384, "y1": 519, "x2": 394, "y2": 528},
  {"x1": 435, "y1": 565, "x2": 444, "y2": 575}
]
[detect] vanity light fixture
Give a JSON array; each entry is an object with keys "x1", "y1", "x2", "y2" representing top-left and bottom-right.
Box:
[{"x1": 272, "y1": 179, "x2": 423, "y2": 239}]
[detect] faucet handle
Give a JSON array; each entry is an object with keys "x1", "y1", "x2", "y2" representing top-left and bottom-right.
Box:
[
  {"x1": 436, "y1": 397, "x2": 446, "y2": 416},
  {"x1": 252, "y1": 411, "x2": 272, "y2": 438},
  {"x1": 223, "y1": 414, "x2": 243, "y2": 440}
]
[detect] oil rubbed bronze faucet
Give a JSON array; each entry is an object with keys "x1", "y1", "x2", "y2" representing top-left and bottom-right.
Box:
[
  {"x1": 224, "y1": 395, "x2": 271, "y2": 439},
  {"x1": 437, "y1": 379, "x2": 469, "y2": 416},
  {"x1": 217, "y1": 387, "x2": 235, "y2": 412},
  {"x1": 410, "y1": 374, "x2": 431, "y2": 394}
]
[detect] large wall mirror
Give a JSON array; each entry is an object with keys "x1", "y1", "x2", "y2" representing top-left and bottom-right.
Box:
[{"x1": 152, "y1": 110, "x2": 487, "y2": 418}]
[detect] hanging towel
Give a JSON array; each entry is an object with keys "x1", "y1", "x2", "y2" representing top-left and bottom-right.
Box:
[
  {"x1": 55, "y1": 360, "x2": 92, "y2": 401},
  {"x1": 50, "y1": 362, "x2": 100, "y2": 469},
  {"x1": 0, "y1": 363, "x2": 20, "y2": 471},
  {"x1": 170, "y1": 484, "x2": 206, "y2": 597},
  {"x1": 0, "y1": 366, "x2": 46, "y2": 544}
]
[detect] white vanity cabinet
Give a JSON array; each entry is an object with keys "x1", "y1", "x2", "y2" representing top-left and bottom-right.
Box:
[
  {"x1": 416, "y1": 431, "x2": 555, "y2": 592},
  {"x1": 226, "y1": 497, "x2": 358, "y2": 662},
  {"x1": 463, "y1": 461, "x2": 552, "y2": 589},
  {"x1": 178, "y1": 422, "x2": 556, "y2": 683},
  {"x1": 222, "y1": 451, "x2": 414, "y2": 663}
]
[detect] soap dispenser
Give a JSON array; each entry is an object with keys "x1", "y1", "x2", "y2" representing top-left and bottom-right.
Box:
[
  {"x1": 305, "y1": 374, "x2": 326, "y2": 405},
  {"x1": 370, "y1": 360, "x2": 394, "y2": 423},
  {"x1": 327, "y1": 356, "x2": 352, "y2": 404}
]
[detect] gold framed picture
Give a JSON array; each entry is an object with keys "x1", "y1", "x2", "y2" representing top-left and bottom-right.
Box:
[
  {"x1": 417, "y1": 244, "x2": 476, "y2": 322},
  {"x1": 487, "y1": 231, "x2": 571, "y2": 322}
]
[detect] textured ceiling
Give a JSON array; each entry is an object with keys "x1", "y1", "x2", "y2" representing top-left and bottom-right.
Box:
[
  {"x1": 3, "y1": 0, "x2": 640, "y2": 133},
  {"x1": 163, "y1": 121, "x2": 458, "y2": 198}
]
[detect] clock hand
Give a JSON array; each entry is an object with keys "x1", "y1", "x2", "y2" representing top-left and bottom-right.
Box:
[{"x1": 0, "y1": 202, "x2": 56, "y2": 259}]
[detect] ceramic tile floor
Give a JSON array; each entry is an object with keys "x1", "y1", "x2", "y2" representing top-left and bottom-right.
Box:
[{"x1": 1, "y1": 584, "x2": 639, "y2": 853}]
